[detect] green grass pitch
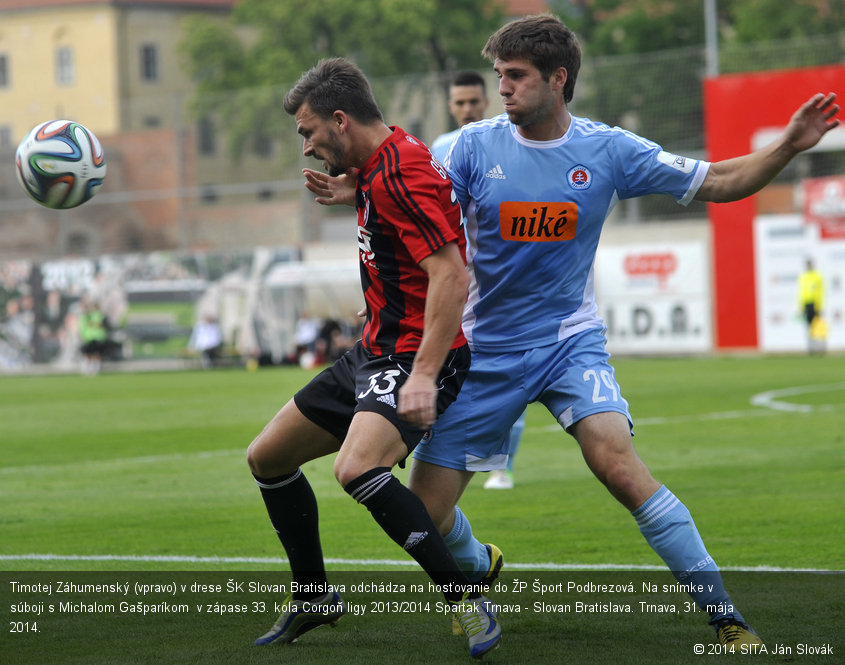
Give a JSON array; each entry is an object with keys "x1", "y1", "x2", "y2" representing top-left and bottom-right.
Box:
[{"x1": 1, "y1": 354, "x2": 843, "y2": 664}]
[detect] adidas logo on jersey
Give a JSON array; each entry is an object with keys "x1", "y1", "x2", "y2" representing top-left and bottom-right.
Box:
[
  {"x1": 403, "y1": 531, "x2": 429, "y2": 550},
  {"x1": 377, "y1": 393, "x2": 397, "y2": 408},
  {"x1": 484, "y1": 164, "x2": 506, "y2": 180}
]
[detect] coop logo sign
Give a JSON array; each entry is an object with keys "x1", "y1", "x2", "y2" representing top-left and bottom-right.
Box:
[
  {"x1": 623, "y1": 252, "x2": 678, "y2": 286},
  {"x1": 499, "y1": 202, "x2": 578, "y2": 241}
]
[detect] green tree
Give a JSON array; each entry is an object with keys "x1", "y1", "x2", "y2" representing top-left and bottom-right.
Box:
[
  {"x1": 552, "y1": 0, "x2": 845, "y2": 55},
  {"x1": 552, "y1": 0, "x2": 845, "y2": 137},
  {"x1": 180, "y1": 0, "x2": 503, "y2": 158},
  {"x1": 558, "y1": 0, "x2": 705, "y2": 55},
  {"x1": 718, "y1": 0, "x2": 845, "y2": 73},
  {"x1": 728, "y1": 0, "x2": 845, "y2": 42}
]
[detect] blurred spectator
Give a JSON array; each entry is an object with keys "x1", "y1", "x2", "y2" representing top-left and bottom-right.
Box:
[
  {"x1": 0, "y1": 296, "x2": 34, "y2": 368},
  {"x1": 314, "y1": 318, "x2": 357, "y2": 364},
  {"x1": 294, "y1": 311, "x2": 321, "y2": 368},
  {"x1": 3, "y1": 297, "x2": 33, "y2": 350},
  {"x1": 78, "y1": 299, "x2": 108, "y2": 375},
  {"x1": 295, "y1": 311, "x2": 320, "y2": 352},
  {"x1": 189, "y1": 315, "x2": 224, "y2": 369}
]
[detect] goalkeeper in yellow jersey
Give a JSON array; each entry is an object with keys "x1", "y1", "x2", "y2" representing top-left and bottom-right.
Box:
[{"x1": 798, "y1": 258, "x2": 826, "y2": 353}]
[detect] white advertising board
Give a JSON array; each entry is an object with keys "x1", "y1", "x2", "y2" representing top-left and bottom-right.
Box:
[
  {"x1": 754, "y1": 214, "x2": 845, "y2": 352},
  {"x1": 596, "y1": 242, "x2": 712, "y2": 354}
]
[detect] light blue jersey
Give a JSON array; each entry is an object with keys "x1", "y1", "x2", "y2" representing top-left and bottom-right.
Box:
[
  {"x1": 446, "y1": 113, "x2": 709, "y2": 352},
  {"x1": 430, "y1": 127, "x2": 460, "y2": 164}
]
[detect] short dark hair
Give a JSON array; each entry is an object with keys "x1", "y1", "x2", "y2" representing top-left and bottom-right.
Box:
[
  {"x1": 283, "y1": 57, "x2": 383, "y2": 123},
  {"x1": 451, "y1": 70, "x2": 486, "y2": 92},
  {"x1": 482, "y1": 14, "x2": 581, "y2": 104}
]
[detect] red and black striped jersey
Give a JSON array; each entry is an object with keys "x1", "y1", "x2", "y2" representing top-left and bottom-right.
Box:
[{"x1": 356, "y1": 127, "x2": 467, "y2": 355}]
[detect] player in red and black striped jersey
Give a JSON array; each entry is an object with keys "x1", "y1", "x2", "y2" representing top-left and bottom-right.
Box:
[
  {"x1": 246, "y1": 58, "x2": 500, "y2": 658},
  {"x1": 356, "y1": 125, "x2": 467, "y2": 356}
]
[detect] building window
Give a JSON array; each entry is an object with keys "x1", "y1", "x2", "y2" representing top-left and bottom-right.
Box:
[
  {"x1": 140, "y1": 44, "x2": 158, "y2": 82},
  {"x1": 197, "y1": 117, "x2": 216, "y2": 155},
  {"x1": 0, "y1": 54, "x2": 9, "y2": 88},
  {"x1": 253, "y1": 132, "x2": 273, "y2": 158},
  {"x1": 55, "y1": 46, "x2": 74, "y2": 85}
]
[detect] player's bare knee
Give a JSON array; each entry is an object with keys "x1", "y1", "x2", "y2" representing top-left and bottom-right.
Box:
[
  {"x1": 333, "y1": 460, "x2": 351, "y2": 487},
  {"x1": 246, "y1": 437, "x2": 295, "y2": 478},
  {"x1": 246, "y1": 440, "x2": 274, "y2": 477},
  {"x1": 245, "y1": 439, "x2": 262, "y2": 474},
  {"x1": 333, "y1": 454, "x2": 366, "y2": 488}
]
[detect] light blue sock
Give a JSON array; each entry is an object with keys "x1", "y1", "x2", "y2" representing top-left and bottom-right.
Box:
[
  {"x1": 443, "y1": 506, "x2": 489, "y2": 582},
  {"x1": 506, "y1": 411, "x2": 526, "y2": 473},
  {"x1": 633, "y1": 485, "x2": 743, "y2": 624}
]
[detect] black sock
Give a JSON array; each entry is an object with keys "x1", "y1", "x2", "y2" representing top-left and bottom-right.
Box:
[
  {"x1": 345, "y1": 467, "x2": 474, "y2": 602},
  {"x1": 254, "y1": 469, "x2": 327, "y2": 601}
]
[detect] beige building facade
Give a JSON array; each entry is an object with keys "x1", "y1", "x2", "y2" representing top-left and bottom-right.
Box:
[
  {"x1": 0, "y1": 0, "x2": 237, "y2": 147},
  {"x1": 0, "y1": 0, "x2": 311, "y2": 259}
]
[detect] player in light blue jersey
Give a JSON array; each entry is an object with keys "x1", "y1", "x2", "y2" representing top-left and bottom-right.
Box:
[
  {"x1": 430, "y1": 71, "x2": 490, "y2": 164},
  {"x1": 405, "y1": 14, "x2": 840, "y2": 651},
  {"x1": 300, "y1": 15, "x2": 839, "y2": 652}
]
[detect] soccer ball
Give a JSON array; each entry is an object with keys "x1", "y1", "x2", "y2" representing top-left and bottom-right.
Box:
[{"x1": 15, "y1": 119, "x2": 107, "y2": 209}]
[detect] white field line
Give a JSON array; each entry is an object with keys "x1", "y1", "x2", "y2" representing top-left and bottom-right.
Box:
[
  {"x1": 749, "y1": 381, "x2": 845, "y2": 413},
  {"x1": 2, "y1": 381, "x2": 842, "y2": 475},
  {"x1": 0, "y1": 553, "x2": 839, "y2": 573}
]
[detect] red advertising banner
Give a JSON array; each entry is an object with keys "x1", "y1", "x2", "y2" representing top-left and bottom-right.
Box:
[{"x1": 704, "y1": 64, "x2": 845, "y2": 349}]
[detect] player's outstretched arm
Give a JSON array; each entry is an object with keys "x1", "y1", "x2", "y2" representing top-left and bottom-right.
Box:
[
  {"x1": 696, "y1": 92, "x2": 840, "y2": 203},
  {"x1": 302, "y1": 168, "x2": 357, "y2": 206}
]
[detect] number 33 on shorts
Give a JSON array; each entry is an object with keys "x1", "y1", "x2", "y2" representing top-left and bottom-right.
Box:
[{"x1": 358, "y1": 369, "x2": 403, "y2": 399}]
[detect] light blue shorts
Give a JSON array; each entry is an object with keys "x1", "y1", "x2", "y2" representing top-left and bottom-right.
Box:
[{"x1": 413, "y1": 327, "x2": 632, "y2": 472}]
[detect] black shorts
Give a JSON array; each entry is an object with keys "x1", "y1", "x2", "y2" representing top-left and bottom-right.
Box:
[
  {"x1": 294, "y1": 340, "x2": 470, "y2": 453},
  {"x1": 804, "y1": 303, "x2": 818, "y2": 325},
  {"x1": 80, "y1": 340, "x2": 107, "y2": 355}
]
